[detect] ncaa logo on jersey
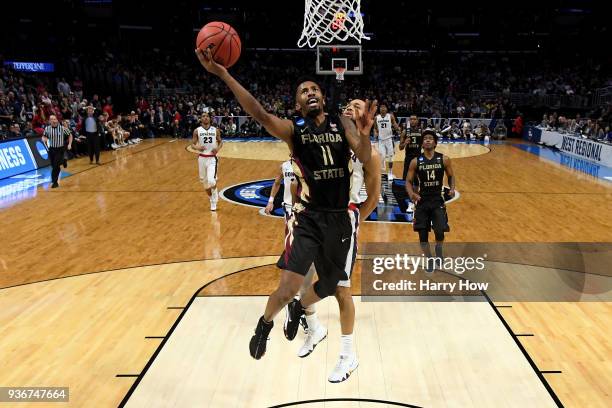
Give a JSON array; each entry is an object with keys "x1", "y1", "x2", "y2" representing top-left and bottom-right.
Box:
[
  {"x1": 296, "y1": 118, "x2": 305, "y2": 126},
  {"x1": 221, "y1": 179, "x2": 460, "y2": 223}
]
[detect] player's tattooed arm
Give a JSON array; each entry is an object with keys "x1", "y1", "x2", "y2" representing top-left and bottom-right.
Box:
[
  {"x1": 444, "y1": 155, "x2": 456, "y2": 197},
  {"x1": 360, "y1": 147, "x2": 382, "y2": 221},
  {"x1": 340, "y1": 116, "x2": 370, "y2": 164},
  {"x1": 195, "y1": 48, "x2": 294, "y2": 150},
  {"x1": 342, "y1": 99, "x2": 377, "y2": 163}
]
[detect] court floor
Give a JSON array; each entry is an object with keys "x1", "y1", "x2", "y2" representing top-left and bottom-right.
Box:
[{"x1": 0, "y1": 138, "x2": 610, "y2": 407}]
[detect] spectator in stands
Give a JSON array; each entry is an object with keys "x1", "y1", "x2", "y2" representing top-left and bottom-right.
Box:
[
  {"x1": 441, "y1": 121, "x2": 462, "y2": 139},
  {"x1": 23, "y1": 122, "x2": 36, "y2": 138},
  {"x1": 126, "y1": 112, "x2": 144, "y2": 140},
  {"x1": 493, "y1": 121, "x2": 507, "y2": 139},
  {"x1": 8, "y1": 123, "x2": 23, "y2": 139},
  {"x1": 57, "y1": 78, "x2": 71, "y2": 96},
  {"x1": 0, "y1": 99, "x2": 12, "y2": 127},
  {"x1": 32, "y1": 104, "x2": 48, "y2": 130},
  {"x1": 60, "y1": 97, "x2": 72, "y2": 120},
  {"x1": 474, "y1": 123, "x2": 490, "y2": 140},
  {"x1": 604, "y1": 126, "x2": 612, "y2": 143},
  {"x1": 99, "y1": 114, "x2": 113, "y2": 150},
  {"x1": 582, "y1": 119, "x2": 594, "y2": 138},
  {"x1": 79, "y1": 105, "x2": 102, "y2": 164},
  {"x1": 91, "y1": 94, "x2": 102, "y2": 110},
  {"x1": 512, "y1": 113, "x2": 524, "y2": 137},
  {"x1": 461, "y1": 119, "x2": 473, "y2": 139},
  {"x1": 171, "y1": 110, "x2": 182, "y2": 138},
  {"x1": 102, "y1": 97, "x2": 114, "y2": 119}
]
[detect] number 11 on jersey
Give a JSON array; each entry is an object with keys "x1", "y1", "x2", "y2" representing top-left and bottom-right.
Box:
[{"x1": 320, "y1": 145, "x2": 335, "y2": 166}]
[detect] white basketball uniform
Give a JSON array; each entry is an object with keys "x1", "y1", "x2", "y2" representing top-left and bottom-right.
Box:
[
  {"x1": 349, "y1": 152, "x2": 364, "y2": 205},
  {"x1": 197, "y1": 125, "x2": 219, "y2": 190},
  {"x1": 281, "y1": 160, "x2": 295, "y2": 219},
  {"x1": 376, "y1": 113, "x2": 394, "y2": 160}
]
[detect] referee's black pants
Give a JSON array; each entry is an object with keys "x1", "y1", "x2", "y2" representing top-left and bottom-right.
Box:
[
  {"x1": 86, "y1": 131, "x2": 100, "y2": 163},
  {"x1": 48, "y1": 147, "x2": 65, "y2": 184}
]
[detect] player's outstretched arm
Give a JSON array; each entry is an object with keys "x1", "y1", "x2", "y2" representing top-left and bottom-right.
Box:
[
  {"x1": 341, "y1": 99, "x2": 377, "y2": 163},
  {"x1": 391, "y1": 113, "x2": 401, "y2": 133},
  {"x1": 405, "y1": 158, "x2": 420, "y2": 203},
  {"x1": 360, "y1": 147, "x2": 382, "y2": 221},
  {"x1": 195, "y1": 48, "x2": 293, "y2": 148},
  {"x1": 265, "y1": 165, "x2": 283, "y2": 215},
  {"x1": 443, "y1": 155, "x2": 455, "y2": 197}
]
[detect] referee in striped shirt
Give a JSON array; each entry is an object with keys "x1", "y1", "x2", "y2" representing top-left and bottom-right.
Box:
[{"x1": 43, "y1": 115, "x2": 72, "y2": 188}]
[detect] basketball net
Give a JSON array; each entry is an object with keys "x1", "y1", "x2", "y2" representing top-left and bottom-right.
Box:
[
  {"x1": 298, "y1": 0, "x2": 369, "y2": 48},
  {"x1": 334, "y1": 66, "x2": 346, "y2": 81}
]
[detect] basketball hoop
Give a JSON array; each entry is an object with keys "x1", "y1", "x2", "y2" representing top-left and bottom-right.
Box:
[
  {"x1": 298, "y1": 0, "x2": 369, "y2": 48},
  {"x1": 334, "y1": 66, "x2": 346, "y2": 81}
]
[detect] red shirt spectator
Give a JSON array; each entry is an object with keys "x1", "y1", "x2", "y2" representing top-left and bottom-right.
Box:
[
  {"x1": 174, "y1": 111, "x2": 182, "y2": 122},
  {"x1": 103, "y1": 103, "x2": 114, "y2": 119},
  {"x1": 32, "y1": 109, "x2": 47, "y2": 129},
  {"x1": 512, "y1": 115, "x2": 523, "y2": 136},
  {"x1": 73, "y1": 77, "x2": 83, "y2": 91},
  {"x1": 137, "y1": 98, "x2": 149, "y2": 112}
]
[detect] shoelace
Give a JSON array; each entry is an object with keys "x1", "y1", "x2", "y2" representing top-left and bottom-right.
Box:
[{"x1": 333, "y1": 356, "x2": 347, "y2": 372}]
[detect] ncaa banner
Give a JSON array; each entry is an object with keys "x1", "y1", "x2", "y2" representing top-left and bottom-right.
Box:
[
  {"x1": 540, "y1": 130, "x2": 612, "y2": 167},
  {"x1": 25, "y1": 137, "x2": 51, "y2": 168},
  {"x1": 0, "y1": 139, "x2": 38, "y2": 180}
]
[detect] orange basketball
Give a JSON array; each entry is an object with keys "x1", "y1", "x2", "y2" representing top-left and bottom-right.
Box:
[{"x1": 196, "y1": 21, "x2": 241, "y2": 68}]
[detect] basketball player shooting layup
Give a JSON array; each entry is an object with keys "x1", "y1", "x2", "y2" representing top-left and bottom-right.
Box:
[
  {"x1": 195, "y1": 48, "x2": 377, "y2": 360},
  {"x1": 406, "y1": 130, "x2": 456, "y2": 272},
  {"x1": 191, "y1": 112, "x2": 222, "y2": 211},
  {"x1": 295, "y1": 99, "x2": 381, "y2": 382},
  {"x1": 374, "y1": 103, "x2": 400, "y2": 181}
]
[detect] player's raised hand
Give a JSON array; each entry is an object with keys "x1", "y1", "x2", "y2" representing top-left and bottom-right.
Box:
[
  {"x1": 195, "y1": 48, "x2": 227, "y2": 77},
  {"x1": 355, "y1": 99, "x2": 377, "y2": 136}
]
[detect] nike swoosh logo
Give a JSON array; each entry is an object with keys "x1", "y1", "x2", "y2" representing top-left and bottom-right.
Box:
[
  {"x1": 342, "y1": 237, "x2": 350, "y2": 242},
  {"x1": 300, "y1": 128, "x2": 308, "y2": 134}
]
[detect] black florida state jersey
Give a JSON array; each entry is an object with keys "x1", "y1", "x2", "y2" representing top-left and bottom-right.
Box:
[
  {"x1": 406, "y1": 129, "x2": 423, "y2": 157},
  {"x1": 416, "y1": 151, "x2": 445, "y2": 197},
  {"x1": 291, "y1": 115, "x2": 353, "y2": 211}
]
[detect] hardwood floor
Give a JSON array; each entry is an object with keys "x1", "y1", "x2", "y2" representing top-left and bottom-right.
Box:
[{"x1": 1, "y1": 138, "x2": 610, "y2": 407}]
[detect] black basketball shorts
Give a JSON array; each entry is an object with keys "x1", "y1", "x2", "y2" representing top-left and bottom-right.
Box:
[
  {"x1": 412, "y1": 195, "x2": 450, "y2": 232},
  {"x1": 277, "y1": 206, "x2": 359, "y2": 288}
]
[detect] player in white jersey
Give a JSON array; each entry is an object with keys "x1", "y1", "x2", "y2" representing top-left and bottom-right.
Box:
[
  {"x1": 373, "y1": 103, "x2": 400, "y2": 181},
  {"x1": 191, "y1": 113, "x2": 222, "y2": 211},
  {"x1": 265, "y1": 158, "x2": 296, "y2": 221},
  {"x1": 292, "y1": 99, "x2": 381, "y2": 383}
]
